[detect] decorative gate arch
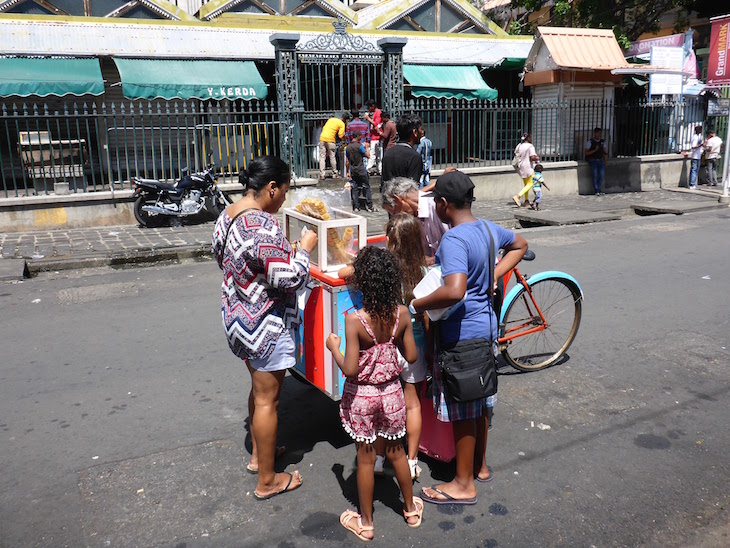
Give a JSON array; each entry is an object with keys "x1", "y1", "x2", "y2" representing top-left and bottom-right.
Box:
[{"x1": 270, "y1": 21, "x2": 406, "y2": 179}]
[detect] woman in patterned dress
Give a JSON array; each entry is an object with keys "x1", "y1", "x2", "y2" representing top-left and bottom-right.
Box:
[
  {"x1": 326, "y1": 247, "x2": 424, "y2": 541},
  {"x1": 212, "y1": 156, "x2": 317, "y2": 500}
]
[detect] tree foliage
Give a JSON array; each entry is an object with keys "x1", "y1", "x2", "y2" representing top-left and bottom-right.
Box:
[{"x1": 504, "y1": 0, "x2": 700, "y2": 45}]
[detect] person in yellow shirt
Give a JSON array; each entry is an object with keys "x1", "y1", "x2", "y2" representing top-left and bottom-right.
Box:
[{"x1": 319, "y1": 112, "x2": 352, "y2": 180}]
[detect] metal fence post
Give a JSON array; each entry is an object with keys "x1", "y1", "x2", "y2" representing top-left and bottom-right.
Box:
[
  {"x1": 270, "y1": 33, "x2": 302, "y2": 178},
  {"x1": 378, "y1": 37, "x2": 407, "y2": 118}
]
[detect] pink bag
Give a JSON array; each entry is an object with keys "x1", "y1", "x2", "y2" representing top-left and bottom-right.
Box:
[{"x1": 418, "y1": 385, "x2": 455, "y2": 462}]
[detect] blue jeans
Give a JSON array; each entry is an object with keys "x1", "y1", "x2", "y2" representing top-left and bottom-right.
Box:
[
  {"x1": 589, "y1": 160, "x2": 605, "y2": 193},
  {"x1": 350, "y1": 172, "x2": 372, "y2": 210},
  {"x1": 689, "y1": 158, "x2": 700, "y2": 187}
]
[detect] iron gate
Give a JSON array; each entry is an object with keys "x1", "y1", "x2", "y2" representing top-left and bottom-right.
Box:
[{"x1": 297, "y1": 22, "x2": 384, "y2": 174}]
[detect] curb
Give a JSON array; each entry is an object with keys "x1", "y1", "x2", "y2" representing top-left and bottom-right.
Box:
[{"x1": 26, "y1": 244, "x2": 212, "y2": 275}]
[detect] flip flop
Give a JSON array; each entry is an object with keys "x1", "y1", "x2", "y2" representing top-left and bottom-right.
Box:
[
  {"x1": 246, "y1": 445, "x2": 286, "y2": 474},
  {"x1": 403, "y1": 496, "x2": 424, "y2": 528},
  {"x1": 475, "y1": 466, "x2": 493, "y2": 483},
  {"x1": 340, "y1": 510, "x2": 374, "y2": 542},
  {"x1": 253, "y1": 471, "x2": 302, "y2": 501},
  {"x1": 421, "y1": 486, "x2": 477, "y2": 506}
]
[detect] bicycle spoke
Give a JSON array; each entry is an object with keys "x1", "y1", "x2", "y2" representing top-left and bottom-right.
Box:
[{"x1": 501, "y1": 278, "x2": 582, "y2": 371}]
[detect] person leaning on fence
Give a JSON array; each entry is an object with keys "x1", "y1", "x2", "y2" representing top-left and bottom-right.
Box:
[
  {"x1": 512, "y1": 133, "x2": 539, "y2": 207},
  {"x1": 704, "y1": 129, "x2": 723, "y2": 187},
  {"x1": 585, "y1": 127, "x2": 607, "y2": 195},
  {"x1": 319, "y1": 112, "x2": 352, "y2": 180},
  {"x1": 410, "y1": 170, "x2": 528, "y2": 506}
]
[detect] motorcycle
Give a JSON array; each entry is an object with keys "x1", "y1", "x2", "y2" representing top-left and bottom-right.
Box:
[{"x1": 131, "y1": 165, "x2": 230, "y2": 228}]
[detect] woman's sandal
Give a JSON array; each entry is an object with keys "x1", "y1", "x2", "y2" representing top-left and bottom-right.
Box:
[
  {"x1": 340, "y1": 510, "x2": 374, "y2": 542},
  {"x1": 403, "y1": 496, "x2": 424, "y2": 528}
]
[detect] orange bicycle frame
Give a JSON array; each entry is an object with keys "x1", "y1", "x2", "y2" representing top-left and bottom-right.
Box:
[{"x1": 497, "y1": 267, "x2": 548, "y2": 344}]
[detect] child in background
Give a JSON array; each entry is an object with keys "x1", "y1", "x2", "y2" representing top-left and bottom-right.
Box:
[
  {"x1": 530, "y1": 164, "x2": 550, "y2": 211},
  {"x1": 345, "y1": 130, "x2": 374, "y2": 212},
  {"x1": 326, "y1": 246, "x2": 423, "y2": 541}
]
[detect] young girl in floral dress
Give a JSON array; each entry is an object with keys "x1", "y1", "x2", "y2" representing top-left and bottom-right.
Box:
[{"x1": 326, "y1": 246, "x2": 424, "y2": 541}]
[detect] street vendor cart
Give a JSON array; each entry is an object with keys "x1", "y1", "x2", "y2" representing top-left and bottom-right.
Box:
[
  {"x1": 283, "y1": 199, "x2": 456, "y2": 462},
  {"x1": 282, "y1": 202, "x2": 385, "y2": 400}
]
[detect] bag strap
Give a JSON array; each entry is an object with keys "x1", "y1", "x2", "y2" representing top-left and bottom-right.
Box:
[
  {"x1": 481, "y1": 220, "x2": 496, "y2": 298},
  {"x1": 482, "y1": 220, "x2": 496, "y2": 345},
  {"x1": 223, "y1": 207, "x2": 259, "y2": 252}
]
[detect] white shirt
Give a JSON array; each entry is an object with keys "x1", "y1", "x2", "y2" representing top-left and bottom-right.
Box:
[
  {"x1": 690, "y1": 133, "x2": 704, "y2": 160},
  {"x1": 515, "y1": 142, "x2": 536, "y2": 178},
  {"x1": 705, "y1": 136, "x2": 722, "y2": 160}
]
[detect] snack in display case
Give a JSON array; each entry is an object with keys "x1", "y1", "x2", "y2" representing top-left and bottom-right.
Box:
[
  {"x1": 295, "y1": 198, "x2": 350, "y2": 264},
  {"x1": 283, "y1": 198, "x2": 366, "y2": 273}
]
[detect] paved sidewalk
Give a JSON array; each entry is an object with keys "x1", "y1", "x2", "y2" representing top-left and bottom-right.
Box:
[{"x1": 0, "y1": 185, "x2": 726, "y2": 278}]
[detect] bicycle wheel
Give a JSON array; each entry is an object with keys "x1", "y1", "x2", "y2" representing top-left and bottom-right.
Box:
[{"x1": 500, "y1": 277, "x2": 582, "y2": 371}]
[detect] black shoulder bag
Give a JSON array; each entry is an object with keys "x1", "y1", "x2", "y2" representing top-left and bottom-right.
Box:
[{"x1": 437, "y1": 222, "x2": 498, "y2": 402}]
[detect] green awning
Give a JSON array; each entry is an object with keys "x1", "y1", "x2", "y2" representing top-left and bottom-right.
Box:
[
  {"x1": 404, "y1": 64, "x2": 498, "y2": 101},
  {"x1": 112, "y1": 59, "x2": 267, "y2": 101},
  {"x1": 0, "y1": 57, "x2": 104, "y2": 97}
]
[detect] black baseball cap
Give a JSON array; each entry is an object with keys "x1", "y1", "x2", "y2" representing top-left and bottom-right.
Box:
[{"x1": 433, "y1": 170, "x2": 475, "y2": 203}]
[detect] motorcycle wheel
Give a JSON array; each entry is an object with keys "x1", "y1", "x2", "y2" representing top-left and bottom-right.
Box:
[{"x1": 134, "y1": 195, "x2": 165, "y2": 228}]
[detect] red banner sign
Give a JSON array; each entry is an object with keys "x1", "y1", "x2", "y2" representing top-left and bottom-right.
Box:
[
  {"x1": 626, "y1": 34, "x2": 684, "y2": 57},
  {"x1": 708, "y1": 16, "x2": 730, "y2": 86}
]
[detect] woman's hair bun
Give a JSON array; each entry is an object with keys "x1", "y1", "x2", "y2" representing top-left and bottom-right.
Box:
[
  {"x1": 239, "y1": 168, "x2": 250, "y2": 189},
  {"x1": 240, "y1": 156, "x2": 289, "y2": 193}
]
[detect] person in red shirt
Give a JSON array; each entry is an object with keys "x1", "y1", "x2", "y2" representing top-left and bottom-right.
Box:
[{"x1": 363, "y1": 99, "x2": 382, "y2": 175}]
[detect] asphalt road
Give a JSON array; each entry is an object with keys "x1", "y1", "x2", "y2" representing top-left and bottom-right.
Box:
[{"x1": 1, "y1": 209, "x2": 729, "y2": 547}]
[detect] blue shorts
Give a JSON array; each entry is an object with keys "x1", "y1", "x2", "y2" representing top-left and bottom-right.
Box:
[{"x1": 247, "y1": 328, "x2": 296, "y2": 372}]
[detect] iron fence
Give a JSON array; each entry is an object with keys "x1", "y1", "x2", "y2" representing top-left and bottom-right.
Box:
[
  {"x1": 406, "y1": 96, "x2": 716, "y2": 171},
  {"x1": 1, "y1": 100, "x2": 282, "y2": 198},
  {"x1": 1, "y1": 96, "x2": 726, "y2": 197}
]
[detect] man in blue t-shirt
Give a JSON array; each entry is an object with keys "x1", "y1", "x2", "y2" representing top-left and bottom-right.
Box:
[{"x1": 410, "y1": 170, "x2": 527, "y2": 506}]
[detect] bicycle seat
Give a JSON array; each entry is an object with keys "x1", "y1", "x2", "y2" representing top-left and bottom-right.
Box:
[{"x1": 523, "y1": 250, "x2": 536, "y2": 261}]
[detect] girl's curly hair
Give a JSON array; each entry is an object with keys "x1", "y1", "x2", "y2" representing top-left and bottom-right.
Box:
[{"x1": 351, "y1": 246, "x2": 402, "y2": 332}]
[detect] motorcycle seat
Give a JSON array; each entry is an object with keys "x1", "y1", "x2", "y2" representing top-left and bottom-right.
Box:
[{"x1": 135, "y1": 178, "x2": 177, "y2": 191}]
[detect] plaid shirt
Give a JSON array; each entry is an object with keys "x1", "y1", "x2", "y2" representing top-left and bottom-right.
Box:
[{"x1": 345, "y1": 118, "x2": 371, "y2": 144}]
